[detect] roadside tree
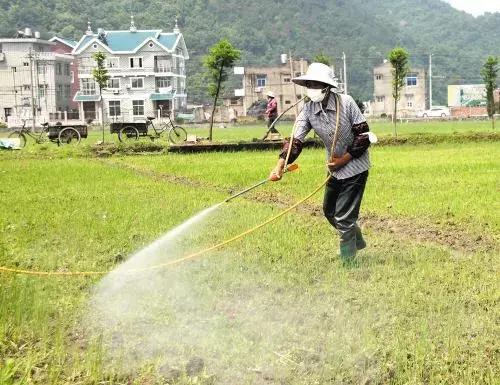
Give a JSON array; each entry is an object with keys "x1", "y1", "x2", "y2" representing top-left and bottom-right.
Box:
[
  {"x1": 204, "y1": 39, "x2": 241, "y2": 141},
  {"x1": 388, "y1": 47, "x2": 409, "y2": 137},
  {"x1": 91, "y1": 51, "x2": 110, "y2": 144},
  {"x1": 480, "y1": 56, "x2": 498, "y2": 129}
]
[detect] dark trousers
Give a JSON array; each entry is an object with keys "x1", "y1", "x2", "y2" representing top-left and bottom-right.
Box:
[
  {"x1": 267, "y1": 115, "x2": 278, "y2": 133},
  {"x1": 323, "y1": 170, "x2": 368, "y2": 257}
]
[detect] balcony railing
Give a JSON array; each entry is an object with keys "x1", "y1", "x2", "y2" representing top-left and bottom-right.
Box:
[{"x1": 77, "y1": 66, "x2": 186, "y2": 76}]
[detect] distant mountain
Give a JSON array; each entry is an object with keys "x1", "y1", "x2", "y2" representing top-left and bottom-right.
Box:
[{"x1": 1, "y1": 0, "x2": 499, "y2": 103}]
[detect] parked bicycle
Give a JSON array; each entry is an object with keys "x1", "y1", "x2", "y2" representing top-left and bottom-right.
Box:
[
  {"x1": 8, "y1": 120, "x2": 85, "y2": 148},
  {"x1": 117, "y1": 114, "x2": 187, "y2": 144}
]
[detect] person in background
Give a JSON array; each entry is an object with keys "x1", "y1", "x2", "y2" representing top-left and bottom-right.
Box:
[
  {"x1": 270, "y1": 62, "x2": 373, "y2": 260},
  {"x1": 265, "y1": 91, "x2": 279, "y2": 134}
]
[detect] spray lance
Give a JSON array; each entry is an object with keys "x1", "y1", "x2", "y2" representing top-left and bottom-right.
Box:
[
  {"x1": 224, "y1": 96, "x2": 307, "y2": 204},
  {"x1": 224, "y1": 163, "x2": 299, "y2": 203}
]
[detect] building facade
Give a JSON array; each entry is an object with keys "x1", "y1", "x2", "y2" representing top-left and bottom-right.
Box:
[
  {"x1": 237, "y1": 58, "x2": 309, "y2": 119},
  {"x1": 0, "y1": 28, "x2": 73, "y2": 125},
  {"x1": 72, "y1": 19, "x2": 189, "y2": 123},
  {"x1": 372, "y1": 61, "x2": 427, "y2": 118},
  {"x1": 50, "y1": 36, "x2": 79, "y2": 112}
]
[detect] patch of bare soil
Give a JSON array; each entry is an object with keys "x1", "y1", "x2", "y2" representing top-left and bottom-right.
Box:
[
  {"x1": 249, "y1": 191, "x2": 498, "y2": 254},
  {"x1": 101, "y1": 160, "x2": 498, "y2": 254}
]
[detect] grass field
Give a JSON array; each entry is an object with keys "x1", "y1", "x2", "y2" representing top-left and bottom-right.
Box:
[{"x1": 0, "y1": 126, "x2": 499, "y2": 384}]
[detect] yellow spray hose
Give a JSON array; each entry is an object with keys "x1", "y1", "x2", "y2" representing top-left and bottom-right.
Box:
[
  {"x1": 0, "y1": 93, "x2": 341, "y2": 278},
  {"x1": 0, "y1": 177, "x2": 329, "y2": 277}
]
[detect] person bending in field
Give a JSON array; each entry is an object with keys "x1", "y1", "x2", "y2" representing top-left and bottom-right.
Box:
[{"x1": 270, "y1": 62, "x2": 372, "y2": 259}]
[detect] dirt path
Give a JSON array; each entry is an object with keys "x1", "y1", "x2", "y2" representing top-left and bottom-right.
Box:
[{"x1": 100, "y1": 160, "x2": 498, "y2": 254}]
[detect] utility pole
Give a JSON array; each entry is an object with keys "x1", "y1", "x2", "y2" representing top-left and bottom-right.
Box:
[
  {"x1": 28, "y1": 49, "x2": 36, "y2": 131},
  {"x1": 289, "y1": 50, "x2": 298, "y2": 118},
  {"x1": 11, "y1": 68, "x2": 18, "y2": 115},
  {"x1": 429, "y1": 54, "x2": 433, "y2": 108},
  {"x1": 342, "y1": 52, "x2": 347, "y2": 95}
]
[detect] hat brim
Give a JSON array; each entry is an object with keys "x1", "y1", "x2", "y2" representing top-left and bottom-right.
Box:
[{"x1": 292, "y1": 74, "x2": 338, "y2": 88}]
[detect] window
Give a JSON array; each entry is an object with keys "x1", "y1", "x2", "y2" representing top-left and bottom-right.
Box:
[
  {"x1": 376, "y1": 96, "x2": 385, "y2": 102},
  {"x1": 56, "y1": 63, "x2": 62, "y2": 75},
  {"x1": 375, "y1": 74, "x2": 383, "y2": 80},
  {"x1": 81, "y1": 78, "x2": 96, "y2": 95},
  {"x1": 64, "y1": 85, "x2": 71, "y2": 98},
  {"x1": 129, "y1": 57, "x2": 143, "y2": 68},
  {"x1": 230, "y1": 99, "x2": 239, "y2": 105},
  {"x1": 70, "y1": 71, "x2": 74, "y2": 83},
  {"x1": 37, "y1": 63, "x2": 46, "y2": 74},
  {"x1": 109, "y1": 100, "x2": 121, "y2": 117},
  {"x1": 65, "y1": 63, "x2": 70, "y2": 75},
  {"x1": 38, "y1": 84, "x2": 47, "y2": 98},
  {"x1": 107, "y1": 78, "x2": 120, "y2": 89},
  {"x1": 23, "y1": 62, "x2": 29, "y2": 67},
  {"x1": 406, "y1": 73, "x2": 417, "y2": 86},
  {"x1": 148, "y1": 42, "x2": 154, "y2": 48},
  {"x1": 256, "y1": 75, "x2": 266, "y2": 87},
  {"x1": 23, "y1": 85, "x2": 31, "y2": 91},
  {"x1": 156, "y1": 77, "x2": 171, "y2": 88},
  {"x1": 285, "y1": 100, "x2": 291, "y2": 104},
  {"x1": 407, "y1": 101, "x2": 413, "y2": 108},
  {"x1": 130, "y1": 77, "x2": 144, "y2": 89},
  {"x1": 283, "y1": 77, "x2": 291, "y2": 83},
  {"x1": 132, "y1": 100, "x2": 144, "y2": 116},
  {"x1": 56, "y1": 84, "x2": 63, "y2": 97},
  {"x1": 92, "y1": 43, "x2": 98, "y2": 49},
  {"x1": 106, "y1": 57, "x2": 119, "y2": 68}
]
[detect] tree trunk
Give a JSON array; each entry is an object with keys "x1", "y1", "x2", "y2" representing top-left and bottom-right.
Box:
[
  {"x1": 100, "y1": 87, "x2": 105, "y2": 143},
  {"x1": 209, "y1": 63, "x2": 224, "y2": 142},
  {"x1": 393, "y1": 96, "x2": 397, "y2": 137}
]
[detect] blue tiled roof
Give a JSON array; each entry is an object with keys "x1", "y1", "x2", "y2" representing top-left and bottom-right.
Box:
[
  {"x1": 104, "y1": 30, "x2": 159, "y2": 51},
  {"x1": 74, "y1": 30, "x2": 182, "y2": 53},
  {"x1": 157, "y1": 34, "x2": 178, "y2": 50}
]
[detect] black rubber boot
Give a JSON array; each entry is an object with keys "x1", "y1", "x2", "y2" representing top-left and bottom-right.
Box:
[
  {"x1": 355, "y1": 225, "x2": 366, "y2": 250},
  {"x1": 339, "y1": 232, "x2": 357, "y2": 259}
]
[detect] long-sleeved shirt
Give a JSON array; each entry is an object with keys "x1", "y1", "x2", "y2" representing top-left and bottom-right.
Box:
[
  {"x1": 265, "y1": 98, "x2": 278, "y2": 117},
  {"x1": 280, "y1": 93, "x2": 370, "y2": 180}
]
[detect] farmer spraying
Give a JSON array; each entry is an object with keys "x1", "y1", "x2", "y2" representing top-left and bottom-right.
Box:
[
  {"x1": 265, "y1": 91, "x2": 279, "y2": 134},
  {"x1": 270, "y1": 62, "x2": 373, "y2": 259}
]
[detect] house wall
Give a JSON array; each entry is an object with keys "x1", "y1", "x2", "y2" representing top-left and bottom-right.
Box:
[
  {"x1": 242, "y1": 59, "x2": 309, "y2": 119},
  {"x1": 51, "y1": 40, "x2": 79, "y2": 110},
  {"x1": 372, "y1": 62, "x2": 427, "y2": 118},
  {"x1": 0, "y1": 38, "x2": 75, "y2": 124},
  {"x1": 75, "y1": 38, "x2": 187, "y2": 122}
]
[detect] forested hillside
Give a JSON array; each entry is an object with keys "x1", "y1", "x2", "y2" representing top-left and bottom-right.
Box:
[{"x1": 1, "y1": 0, "x2": 499, "y2": 103}]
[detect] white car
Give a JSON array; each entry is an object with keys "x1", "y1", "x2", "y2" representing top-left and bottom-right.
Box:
[{"x1": 416, "y1": 107, "x2": 450, "y2": 118}]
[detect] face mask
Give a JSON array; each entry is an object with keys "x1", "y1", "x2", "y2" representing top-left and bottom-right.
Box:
[{"x1": 307, "y1": 87, "x2": 328, "y2": 102}]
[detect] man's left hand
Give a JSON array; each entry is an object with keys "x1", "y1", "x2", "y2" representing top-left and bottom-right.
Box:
[{"x1": 327, "y1": 153, "x2": 352, "y2": 170}]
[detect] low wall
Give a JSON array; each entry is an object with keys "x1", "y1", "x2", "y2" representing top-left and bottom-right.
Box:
[{"x1": 450, "y1": 106, "x2": 487, "y2": 118}]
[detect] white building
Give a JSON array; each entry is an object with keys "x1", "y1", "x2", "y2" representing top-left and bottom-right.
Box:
[
  {"x1": 72, "y1": 18, "x2": 189, "y2": 123},
  {"x1": 372, "y1": 61, "x2": 427, "y2": 118},
  {"x1": 0, "y1": 28, "x2": 73, "y2": 125}
]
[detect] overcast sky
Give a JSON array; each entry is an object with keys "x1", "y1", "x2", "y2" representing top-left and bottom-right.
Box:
[{"x1": 442, "y1": 0, "x2": 500, "y2": 16}]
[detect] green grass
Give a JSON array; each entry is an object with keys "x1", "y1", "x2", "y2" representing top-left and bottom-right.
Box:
[{"x1": 0, "y1": 132, "x2": 498, "y2": 384}]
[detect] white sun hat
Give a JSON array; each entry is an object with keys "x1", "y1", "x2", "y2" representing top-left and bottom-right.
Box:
[
  {"x1": 292, "y1": 62, "x2": 338, "y2": 88},
  {"x1": 266, "y1": 91, "x2": 275, "y2": 98}
]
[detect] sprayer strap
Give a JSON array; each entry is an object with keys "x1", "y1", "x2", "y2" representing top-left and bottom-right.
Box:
[{"x1": 329, "y1": 93, "x2": 341, "y2": 162}]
